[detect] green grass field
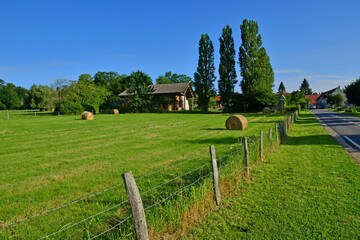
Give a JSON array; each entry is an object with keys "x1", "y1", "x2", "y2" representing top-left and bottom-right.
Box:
[
  {"x1": 0, "y1": 111, "x2": 285, "y2": 239},
  {"x1": 186, "y1": 112, "x2": 360, "y2": 239}
]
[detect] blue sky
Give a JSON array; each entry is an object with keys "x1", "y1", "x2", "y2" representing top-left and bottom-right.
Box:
[{"x1": 1, "y1": 0, "x2": 359, "y2": 93}]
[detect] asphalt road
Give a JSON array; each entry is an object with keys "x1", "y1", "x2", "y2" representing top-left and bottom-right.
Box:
[{"x1": 312, "y1": 109, "x2": 360, "y2": 150}]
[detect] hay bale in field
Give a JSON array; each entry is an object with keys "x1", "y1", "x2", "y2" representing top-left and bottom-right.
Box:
[
  {"x1": 111, "y1": 109, "x2": 119, "y2": 114},
  {"x1": 225, "y1": 115, "x2": 248, "y2": 130},
  {"x1": 81, "y1": 111, "x2": 94, "y2": 120},
  {"x1": 263, "y1": 107, "x2": 271, "y2": 115}
]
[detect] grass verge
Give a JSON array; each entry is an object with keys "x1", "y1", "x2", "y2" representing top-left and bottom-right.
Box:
[{"x1": 185, "y1": 111, "x2": 360, "y2": 239}]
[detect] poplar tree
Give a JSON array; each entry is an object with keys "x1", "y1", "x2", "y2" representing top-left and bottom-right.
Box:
[
  {"x1": 278, "y1": 82, "x2": 286, "y2": 93},
  {"x1": 194, "y1": 33, "x2": 216, "y2": 111},
  {"x1": 299, "y1": 78, "x2": 312, "y2": 94},
  {"x1": 239, "y1": 19, "x2": 276, "y2": 111},
  {"x1": 218, "y1": 25, "x2": 237, "y2": 112}
]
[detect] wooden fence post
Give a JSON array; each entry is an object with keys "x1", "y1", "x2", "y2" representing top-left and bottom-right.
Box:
[
  {"x1": 243, "y1": 137, "x2": 249, "y2": 177},
  {"x1": 210, "y1": 146, "x2": 221, "y2": 206},
  {"x1": 122, "y1": 171, "x2": 149, "y2": 240},
  {"x1": 260, "y1": 131, "x2": 263, "y2": 161},
  {"x1": 283, "y1": 120, "x2": 287, "y2": 140},
  {"x1": 269, "y1": 128, "x2": 273, "y2": 152},
  {"x1": 275, "y1": 123, "x2": 279, "y2": 146}
]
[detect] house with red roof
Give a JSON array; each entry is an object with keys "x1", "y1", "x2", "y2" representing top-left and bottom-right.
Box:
[{"x1": 305, "y1": 94, "x2": 320, "y2": 108}]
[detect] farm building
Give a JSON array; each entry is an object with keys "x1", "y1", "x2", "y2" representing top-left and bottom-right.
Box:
[{"x1": 119, "y1": 82, "x2": 196, "y2": 110}]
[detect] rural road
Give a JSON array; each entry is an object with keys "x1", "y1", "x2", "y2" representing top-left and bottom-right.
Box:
[{"x1": 312, "y1": 109, "x2": 360, "y2": 150}]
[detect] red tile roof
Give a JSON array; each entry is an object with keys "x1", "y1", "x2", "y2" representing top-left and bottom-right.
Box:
[{"x1": 305, "y1": 94, "x2": 320, "y2": 104}]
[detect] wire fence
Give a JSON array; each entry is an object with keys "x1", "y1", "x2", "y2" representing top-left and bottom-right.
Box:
[{"x1": 0, "y1": 111, "x2": 298, "y2": 239}]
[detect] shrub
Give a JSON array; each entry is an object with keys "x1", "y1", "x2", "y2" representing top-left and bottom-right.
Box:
[
  {"x1": 81, "y1": 103, "x2": 96, "y2": 114},
  {"x1": 54, "y1": 101, "x2": 84, "y2": 115}
]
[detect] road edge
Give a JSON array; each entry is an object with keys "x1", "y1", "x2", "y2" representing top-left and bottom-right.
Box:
[{"x1": 311, "y1": 110, "x2": 360, "y2": 163}]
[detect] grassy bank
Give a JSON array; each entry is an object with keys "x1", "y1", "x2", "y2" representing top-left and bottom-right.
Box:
[
  {"x1": 0, "y1": 112, "x2": 283, "y2": 239},
  {"x1": 186, "y1": 112, "x2": 360, "y2": 239}
]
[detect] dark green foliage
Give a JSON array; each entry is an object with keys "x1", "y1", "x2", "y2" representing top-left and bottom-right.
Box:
[
  {"x1": 65, "y1": 79, "x2": 110, "y2": 113},
  {"x1": 0, "y1": 83, "x2": 21, "y2": 110},
  {"x1": 54, "y1": 100, "x2": 84, "y2": 114},
  {"x1": 344, "y1": 77, "x2": 360, "y2": 106},
  {"x1": 218, "y1": 25, "x2": 237, "y2": 112},
  {"x1": 299, "y1": 78, "x2": 312, "y2": 94},
  {"x1": 194, "y1": 33, "x2": 216, "y2": 111},
  {"x1": 327, "y1": 94, "x2": 344, "y2": 108},
  {"x1": 122, "y1": 70, "x2": 154, "y2": 112},
  {"x1": 78, "y1": 74, "x2": 94, "y2": 83},
  {"x1": 286, "y1": 90, "x2": 307, "y2": 109},
  {"x1": 278, "y1": 82, "x2": 286, "y2": 93},
  {"x1": 156, "y1": 72, "x2": 193, "y2": 85},
  {"x1": 239, "y1": 19, "x2": 275, "y2": 112}
]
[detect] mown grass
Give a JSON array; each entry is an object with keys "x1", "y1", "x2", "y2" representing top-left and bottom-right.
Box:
[
  {"x1": 0, "y1": 111, "x2": 284, "y2": 239},
  {"x1": 186, "y1": 112, "x2": 360, "y2": 239}
]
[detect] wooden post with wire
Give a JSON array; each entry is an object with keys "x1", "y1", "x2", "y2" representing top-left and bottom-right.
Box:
[
  {"x1": 260, "y1": 131, "x2": 263, "y2": 161},
  {"x1": 243, "y1": 137, "x2": 249, "y2": 177},
  {"x1": 269, "y1": 128, "x2": 273, "y2": 152},
  {"x1": 122, "y1": 171, "x2": 149, "y2": 240},
  {"x1": 275, "y1": 123, "x2": 279, "y2": 146},
  {"x1": 210, "y1": 145, "x2": 221, "y2": 206}
]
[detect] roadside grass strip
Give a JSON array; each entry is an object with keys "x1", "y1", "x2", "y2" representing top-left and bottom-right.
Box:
[{"x1": 186, "y1": 112, "x2": 360, "y2": 239}]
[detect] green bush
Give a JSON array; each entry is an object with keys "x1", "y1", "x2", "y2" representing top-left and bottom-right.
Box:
[
  {"x1": 345, "y1": 108, "x2": 357, "y2": 113},
  {"x1": 81, "y1": 103, "x2": 96, "y2": 113},
  {"x1": 54, "y1": 100, "x2": 84, "y2": 115},
  {"x1": 356, "y1": 107, "x2": 360, "y2": 112}
]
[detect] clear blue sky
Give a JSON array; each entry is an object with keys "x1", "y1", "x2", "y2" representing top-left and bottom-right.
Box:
[{"x1": 1, "y1": 0, "x2": 359, "y2": 93}]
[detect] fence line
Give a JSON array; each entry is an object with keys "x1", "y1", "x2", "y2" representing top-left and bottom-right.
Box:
[
  {"x1": 140, "y1": 163, "x2": 211, "y2": 196},
  {"x1": 37, "y1": 199, "x2": 129, "y2": 239},
  {"x1": 90, "y1": 215, "x2": 132, "y2": 240},
  {"x1": 144, "y1": 172, "x2": 212, "y2": 212},
  {"x1": 3, "y1": 111, "x2": 298, "y2": 239}
]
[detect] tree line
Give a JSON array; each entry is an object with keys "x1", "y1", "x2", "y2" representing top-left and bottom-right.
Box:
[{"x1": 0, "y1": 70, "x2": 192, "y2": 113}]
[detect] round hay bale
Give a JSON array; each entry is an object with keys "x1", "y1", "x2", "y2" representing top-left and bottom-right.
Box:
[
  {"x1": 81, "y1": 111, "x2": 94, "y2": 120},
  {"x1": 111, "y1": 109, "x2": 119, "y2": 114},
  {"x1": 263, "y1": 107, "x2": 271, "y2": 115},
  {"x1": 225, "y1": 115, "x2": 248, "y2": 130}
]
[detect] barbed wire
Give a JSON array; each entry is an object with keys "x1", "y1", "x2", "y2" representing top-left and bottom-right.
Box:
[
  {"x1": 140, "y1": 163, "x2": 210, "y2": 196},
  {"x1": 90, "y1": 215, "x2": 132, "y2": 240},
  {"x1": 144, "y1": 171, "x2": 212, "y2": 211},
  {"x1": 217, "y1": 149, "x2": 242, "y2": 161},
  {"x1": 0, "y1": 182, "x2": 124, "y2": 230},
  {"x1": 37, "y1": 199, "x2": 129, "y2": 239},
  {"x1": 1, "y1": 147, "x2": 211, "y2": 229}
]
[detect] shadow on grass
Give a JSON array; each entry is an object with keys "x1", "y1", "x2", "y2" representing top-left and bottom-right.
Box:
[
  {"x1": 186, "y1": 136, "x2": 240, "y2": 145},
  {"x1": 202, "y1": 128, "x2": 227, "y2": 131},
  {"x1": 284, "y1": 135, "x2": 339, "y2": 146}
]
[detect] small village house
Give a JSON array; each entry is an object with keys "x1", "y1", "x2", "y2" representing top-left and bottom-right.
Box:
[{"x1": 316, "y1": 86, "x2": 347, "y2": 108}]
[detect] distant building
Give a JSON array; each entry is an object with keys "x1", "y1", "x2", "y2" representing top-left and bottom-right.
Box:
[
  {"x1": 215, "y1": 96, "x2": 222, "y2": 108},
  {"x1": 119, "y1": 82, "x2": 195, "y2": 110},
  {"x1": 316, "y1": 86, "x2": 347, "y2": 108},
  {"x1": 305, "y1": 94, "x2": 320, "y2": 108}
]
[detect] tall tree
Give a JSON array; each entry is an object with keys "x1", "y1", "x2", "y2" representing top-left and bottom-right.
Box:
[
  {"x1": 52, "y1": 78, "x2": 69, "y2": 102},
  {"x1": 218, "y1": 25, "x2": 237, "y2": 112},
  {"x1": 78, "y1": 74, "x2": 94, "y2": 83},
  {"x1": 239, "y1": 19, "x2": 276, "y2": 111},
  {"x1": 299, "y1": 78, "x2": 312, "y2": 94},
  {"x1": 123, "y1": 70, "x2": 154, "y2": 112},
  {"x1": 29, "y1": 85, "x2": 56, "y2": 111},
  {"x1": 194, "y1": 33, "x2": 216, "y2": 111},
  {"x1": 156, "y1": 72, "x2": 193, "y2": 85},
  {"x1": 344, "y1": 77, "x2": 360, "y2": 106},
  {"x1": 278, "y1": 81, "x2": 286, "y2": 93},
  {"x1": 94, "y1": 71, "x2": 120, "y2": 88}
]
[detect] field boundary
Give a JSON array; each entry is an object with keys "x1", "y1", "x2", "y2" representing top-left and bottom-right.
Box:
[{"x1": 1, "y1": 111, "x2": 298, "y2": 239}]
